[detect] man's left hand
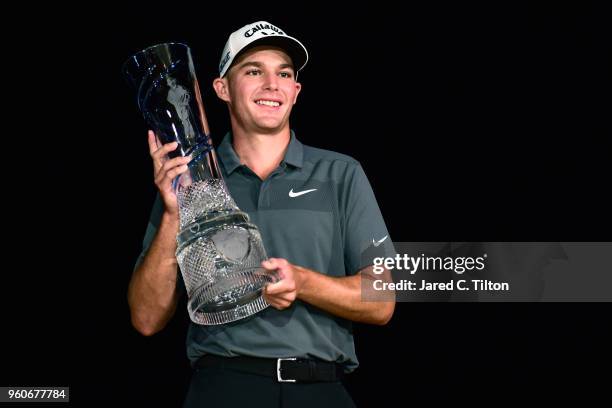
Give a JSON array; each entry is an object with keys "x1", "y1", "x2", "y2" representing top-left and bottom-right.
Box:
[{"x1": 261, "y1": 258, "x2": 306, "y2": 310}]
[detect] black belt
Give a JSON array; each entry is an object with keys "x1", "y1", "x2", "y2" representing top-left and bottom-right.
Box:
[{"x1": 195, "y1": 354, "x2": 345, "y2": 383}]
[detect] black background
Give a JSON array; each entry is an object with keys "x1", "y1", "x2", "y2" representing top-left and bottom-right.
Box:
[{"x1": 3, "y1": 2, "x2": 611, "y2": 406}]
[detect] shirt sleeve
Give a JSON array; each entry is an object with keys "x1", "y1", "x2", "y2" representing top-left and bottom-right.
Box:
[
  {"x1": 343, "y1": 163, "x2": 396, "y2": 275},
  {"x1": 133, "y1": 194, "x2": 186, "y2": 294},
  {"x1": 133, "y1": 194, "x2": 164, "y2": 272}
]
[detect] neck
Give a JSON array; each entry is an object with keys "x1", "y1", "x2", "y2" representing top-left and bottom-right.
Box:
[{"x1": 231, "y1": 126, "x2": 291, "y2": 180}]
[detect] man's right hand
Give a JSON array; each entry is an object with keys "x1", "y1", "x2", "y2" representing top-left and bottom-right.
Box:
[{"x1": 147, "y1": 130, "x2": 192, "y2": 217}]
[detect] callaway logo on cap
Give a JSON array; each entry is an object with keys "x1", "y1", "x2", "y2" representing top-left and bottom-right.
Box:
[{"x1": 218, "y1": 21, "x2": 308, "y2": 78}]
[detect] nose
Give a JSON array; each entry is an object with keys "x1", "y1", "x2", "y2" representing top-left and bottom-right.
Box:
[{"x1": 262, "y1": 72, "x2": 279, "y2": 91}]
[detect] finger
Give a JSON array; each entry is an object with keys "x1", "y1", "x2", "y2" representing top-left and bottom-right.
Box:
[
  {"x1": 158, "y1": 155, "x2": 192, "y2": 173},
  {"x1": 265, "y1": 297, "x2": 291, "y2": 310},
  {"x1": 154, "y1": 156, "x2": 191, "y2": 190},
  {"x1": 266, "y1": 270, "x2": 285, "y2": 283},
  {"x1": 263, "y1": 289, "x2": 292, "y2": 308},
  {"x1": 268, "y1": 292, "x2": 296, "y2": 303},
  {"x1": 147, "y1": 130, "x2": 162, "y2": 154},
  {"x1": 262, "y1": 258, "x2": 287, "y2": 271},
  {"x1": 156, "y1": 164, "x2": 190, "y2": 189},
  {"x1": 264, "y1": 280, "x2": 294, "y2": 296},
  {"x1": 154, "y1": 155, "x2": 191, "y2": 183},
  {"x1": 154, "y1": 152, "x2": 191, "y2": 179},
  {"x1": 151, "y1": 141, "x2": 179, "y2": 162},
  {"x1": 262, "y1": 258, "x2": 275, "y2": 266},
  {"x1": 275, "y1": 300, "x2": 292, "y2": 310},
  {"x1": 264, "y1": 283, "x2": 283, "y2": 296}
]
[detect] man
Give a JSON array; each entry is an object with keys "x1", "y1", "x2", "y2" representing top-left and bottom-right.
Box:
[{"x1": 129, "y1": 21, "x2": 396, "y2": 407}]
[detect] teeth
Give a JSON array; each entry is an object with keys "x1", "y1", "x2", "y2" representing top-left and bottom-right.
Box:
[{"x1": 256, "y1": 100, "x2": 280, "y2": 107}]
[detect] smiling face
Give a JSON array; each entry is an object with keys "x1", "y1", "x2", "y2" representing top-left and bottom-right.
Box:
[{"x1": 213, "y1": 46, "x2": 302, "y2": 135}]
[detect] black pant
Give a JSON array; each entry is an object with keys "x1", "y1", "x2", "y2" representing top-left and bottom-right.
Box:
[{"x1": 183, "y1": 365, "x2": 356, "y2": 408}]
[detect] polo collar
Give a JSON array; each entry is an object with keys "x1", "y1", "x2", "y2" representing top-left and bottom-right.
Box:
[{"x1": 217, "y1": 130, "x2": 304, "y2": 175}]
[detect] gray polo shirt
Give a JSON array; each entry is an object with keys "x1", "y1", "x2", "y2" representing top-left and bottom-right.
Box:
[{"x1": 135, "y1": 131, "x2": 395, "y2": 372}]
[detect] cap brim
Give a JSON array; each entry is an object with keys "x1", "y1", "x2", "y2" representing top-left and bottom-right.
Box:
[{"x1": 227, "y1": 35, "x2": 308, "y2": 76}]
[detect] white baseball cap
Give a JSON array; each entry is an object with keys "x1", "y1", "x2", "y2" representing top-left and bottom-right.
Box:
[{"x1": 218, "y1": 21, "x2": 308, "y2": 78}]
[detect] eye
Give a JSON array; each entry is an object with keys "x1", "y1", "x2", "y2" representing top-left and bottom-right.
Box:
[
  {"x1": 246, "y1": 69, "x2": 262, "y2": 76},
  {"x1": 279, "y1": 71, "x2": 293, "y2": 79}
]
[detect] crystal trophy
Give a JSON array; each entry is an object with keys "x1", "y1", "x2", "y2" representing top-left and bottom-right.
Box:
[{"x1": 123, "y1": 43, "x2": 276, "y2": 325}]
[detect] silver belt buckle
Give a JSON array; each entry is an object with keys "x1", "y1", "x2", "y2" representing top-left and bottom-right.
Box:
[{"x1": 277, "y1": 357, "x2": 297, "y2": 382}]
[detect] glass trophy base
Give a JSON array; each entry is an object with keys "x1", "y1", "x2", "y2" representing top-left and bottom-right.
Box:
[
  {"x1": 175, "y1": 201, "x2": 272, "y2": 325},
  {"x1": 187, "y1": 267, "x2": 277, "y2": 325}
]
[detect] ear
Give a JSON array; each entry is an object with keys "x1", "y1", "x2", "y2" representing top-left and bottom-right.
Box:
[
  {"x1": 213, "y1": 77, "x2": 230, "y2": 103},
  {"x1": 292, "y1": 81, "x2": 302, "y2": 105}
]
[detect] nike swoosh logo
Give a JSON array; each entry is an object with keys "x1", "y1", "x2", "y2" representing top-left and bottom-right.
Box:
[
  {"x1": 372, "y1": 236, "x2": 388, "y2": 247},
  {"x1": 289, "y1": 188, "x2": 318, "y2": 198}
]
